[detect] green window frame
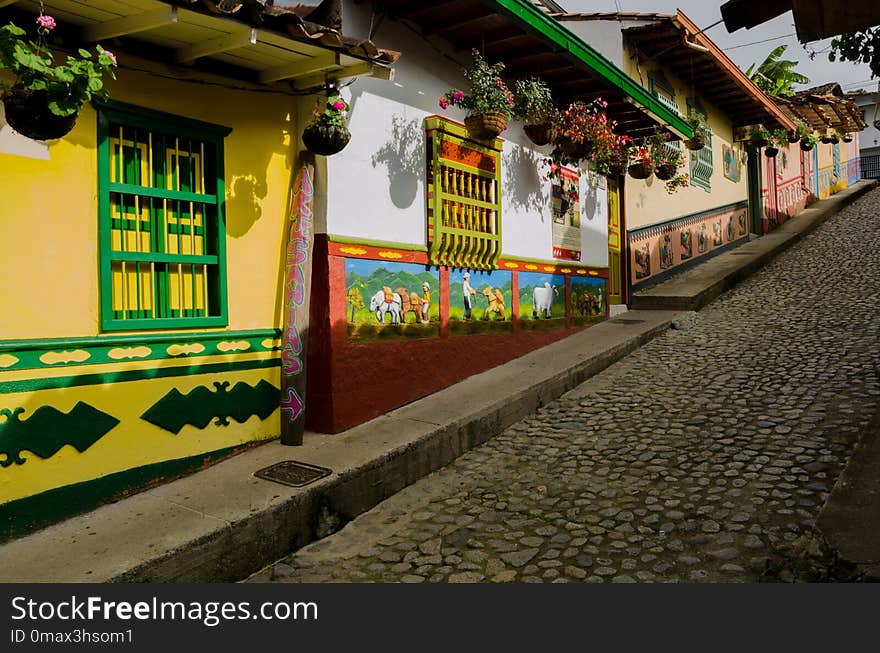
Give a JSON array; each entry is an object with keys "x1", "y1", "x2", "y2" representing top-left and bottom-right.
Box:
[
  {"x1": 97, "y1": 101, "x2": 232, "y2": 331},
  {"x1": 648, "y1": 71, "x2": 680, "y2": 116},
  {"x1": 687, "y1": 99, "x2": 712, "y2": 192}
]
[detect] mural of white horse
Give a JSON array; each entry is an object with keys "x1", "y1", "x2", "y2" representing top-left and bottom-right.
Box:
[
  {"x1": 532, "y1": 282, "x2": 558, "y2": 319},
  {"x1": 369, "y1": 289, "x2": 402, "y2": 324}
]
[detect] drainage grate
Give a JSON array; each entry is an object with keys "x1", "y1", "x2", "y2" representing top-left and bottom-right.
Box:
[
  {"x1": 254, "y1": 460, "x2": 332, "y2": 488},
  {"x1": 610, "y1": 318, "x2": 646, "y2": 325}
]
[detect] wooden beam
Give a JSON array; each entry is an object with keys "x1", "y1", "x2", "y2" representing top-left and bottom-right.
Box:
[
  {"x1": 293, "y1": 62, "x2": 394, "y2": 90},
  {"x1": 83, "y1": 7, "x2": 178, "y2": 42},
  {"x1": 259, "y1": 53, "x2": 340, "y2": 83},
  {"x1": 0, "y1": 1, "x2": 19, "y2": 8},
  {"x1": 176, "y1": 28, "x2": 256, "y2": 63}
]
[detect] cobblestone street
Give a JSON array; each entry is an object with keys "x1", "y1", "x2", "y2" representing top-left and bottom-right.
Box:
[{"x1": 256, "y1": 190, "x2": 880, "y2": 584}]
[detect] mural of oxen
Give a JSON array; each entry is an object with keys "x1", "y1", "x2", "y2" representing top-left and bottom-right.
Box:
[
  {"x1": 369, "y1": 288, "x2": 402, "y2": 324},
  {"x1": 395, "y1": 287, "x2": 428, "y2": 324},
  {"x1": 532, "y1": 282, "x2": 558, "y2": 319},
  {"x1": 577, "y1": 291, "x2": 602, "y2": 316}
]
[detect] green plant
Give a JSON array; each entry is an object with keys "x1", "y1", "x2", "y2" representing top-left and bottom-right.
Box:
[
  {"x1": 686, "y1": 107, "x2": 708, "y2": 139},
  {"x1": 745, "y1": 44, "x2": 809, "y2": 97},
  {"x1": 0, "y1": 16, "x2": 117, "y2": 117},
  {"x1": 547, "y1": 99, "x2": 631, "y2": 175},
  {"x1": 512, "y1": 77, "x2": 555, "y2": 124},
  {"x1": 664, "y1": 173, "x2": 689, "y2": 194},
  {"x1": 770, "y1": 128, "x2": 790, "y2": 148},
  {"x1": 440, "y1": 50, "x2": 514, "y2": 119},
  {"x1": 794, "y1": 119, "x2": 812, "y2": 140},
  {"x1": 828, "y1": 28, "x2": 880, "y2": 78},
  {"x1": 749, "y1": 125, "x2": 771, "y2": 142},
  {"x1": 648, "y1": 131, "x2": 684, "y2": 168},
  {"x1": 800, "y1": 132, "x2": 818, "y2": 149},
  {"x1": 308, "y1": 93, "x2": 349, "y2": 128}
]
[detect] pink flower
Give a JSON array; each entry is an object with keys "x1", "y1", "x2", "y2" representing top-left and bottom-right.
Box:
[
  {"x1": 439, "y1": 97, "x2": 450, "y2": 110},
  {"x1": 104, "y1": 50, "x2": 117, "y2": 65},
  {"x1": 452, "y1": 90, "x2": 464, "y2": 102},
  {"x1": 506, "y1": 96, "x2": 514, "y2": 105},
  {"x1": 36, "y1": 15, "x2": 56, "y2": 31},
  {"x1": 332, "y1": 100, "x2": 346, "y2": 111}
]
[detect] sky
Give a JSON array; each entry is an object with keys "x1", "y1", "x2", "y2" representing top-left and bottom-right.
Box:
[{"x1": 561, "y1": 1, "x2": 878, "y2": 93}]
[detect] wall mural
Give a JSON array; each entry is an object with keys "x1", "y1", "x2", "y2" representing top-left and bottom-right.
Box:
[
  {"x1": 630, "y1": 203, "x2": 749, "y2": 287},
  {"x1": 345, "y1": 258, "x2": 440, "y2": 341},
  {"x1": 723, "y1": 144, "x2": 742, "y2": 182},
  {"x1": 449, "y1": 269, "x2": 513, "y2": 336},
  {"x1": 570, "y1": 278, "x2": 606, "y2": 327},
  {"x1": 519, "y1": 271, "x2": 565, "y2": 331},
  {"x1": 551, "y1": 166, "x2": 582, "y2": 261}
]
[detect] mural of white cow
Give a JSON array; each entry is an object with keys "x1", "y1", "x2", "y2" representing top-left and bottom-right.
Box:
[{"x1": 532, "y1": 282, "x2": 558, "y2": 319}]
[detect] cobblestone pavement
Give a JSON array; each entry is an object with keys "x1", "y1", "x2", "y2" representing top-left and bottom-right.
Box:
[{"x1": 254, "y1": 190, "x2": 880, "y2": 583}]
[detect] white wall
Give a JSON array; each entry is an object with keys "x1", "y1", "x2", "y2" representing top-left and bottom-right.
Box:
[
  {"x1": 556, "y1": 19, "x2": 627, "y2": 69},
  {"x1": 855, "y1": 98, "x2": 880, "y2": 154},
  {"x1": 324, "y1": 2, "x2": 608, "y2": 268}
]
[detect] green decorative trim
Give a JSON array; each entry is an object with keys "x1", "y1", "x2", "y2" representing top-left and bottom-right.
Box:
[
  {"x1": 141, "y1": 380, "x2": 280, "y2": 434},
  {"x1": 0, "y1": 358, "x2": 280, "y2": 395},
  {"x1": 0, "y1": 329, "x2": 281, "y2": 373},
  {"x1": 425, "y1": 116, "x2": 504, "y2": 150},
  {"x1": 483, "y1": 0, "x2": 693, "y2": 139},
  {"x1": 328, "y1": 235, "x2": 429, "y2": 253},
  {"x1": 0, "y1": 442, "x2": 252, "y2": 542},
  {"x1": 0, "y1": 402, "x2": 119, "y2": 467},
  {"x1": 97, "y1": 102, "x2": 230, "y2": 332}
]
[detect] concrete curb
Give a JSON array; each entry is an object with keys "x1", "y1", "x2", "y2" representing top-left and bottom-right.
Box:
[
  {"x1": 0, "y1": 311, "x2": 678, "y2": 583},
  {"x1": 632, "y1": 180, "x2": 879, "y2": 312}
]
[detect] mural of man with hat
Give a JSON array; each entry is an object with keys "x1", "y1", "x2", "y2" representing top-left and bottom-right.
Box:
[{"x1": 462, "y1": 272, "x2": 477, "y2": 320}]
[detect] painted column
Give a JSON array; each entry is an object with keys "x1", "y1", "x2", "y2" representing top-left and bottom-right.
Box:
[{"x1": 280, "y1": 155, "x2": 316, "y2": 445}]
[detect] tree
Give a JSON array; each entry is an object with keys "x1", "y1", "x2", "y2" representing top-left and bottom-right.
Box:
[
  {"x1": 828, "y1": 27, "x2": 880, "y2": 79},
  {"x1": 746, "y1": 45, "x2": 811, "y2": 96},
  {"x1": 347, "y1": 286, "x2": 365, "y2": 322}
]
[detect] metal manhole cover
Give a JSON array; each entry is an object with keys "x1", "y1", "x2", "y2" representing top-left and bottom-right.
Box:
[
  {"x1": 254, "y1": 460, "x2": 332, "y2": 487},
  {"x1": 610, "y1": 318, "x2": 645, "y2": 324}
]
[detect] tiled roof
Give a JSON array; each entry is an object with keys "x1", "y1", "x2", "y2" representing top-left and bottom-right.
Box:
[{"x1": 550, "y1": 12, "x2": 674, "y2": 21}]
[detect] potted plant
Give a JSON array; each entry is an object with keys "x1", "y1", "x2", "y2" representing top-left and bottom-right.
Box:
[
  {"x1": 830, "y1": 130, "x2": 842, "y2": 144},
  {"x1": 513, "y1": 78, "x2": 556, "y2": 146},
  {"x1": 684, "y1": 107, "x2": 708, "y2": 151},
  {"x1": 820, "y1": 131, "x2": 834, "y2": 144},
  {"x1": 764, "y1": 128, "x2": 789, "y2": 158},
  {"x1": 748, "y1": 125, "x2": 771, "y2": 148},
  {"x1": 547, "y1": 99, "x2": 609, "y2": 168},
  {"x1": 800, "y1": 132, "x2": 818, "y2": 151},
  {"x1": 649, "y1": 131, "x2": 684, "y2": 180},
  {"x1": 302, "y1": 93, "x2": 351, "y2": 155},
  {"x1": 0, "y1": 16, "x2": 117, "y2": 140},
  {"x1": 440, "y1": 50, "x2": 514, "y2": 141},
  {"x1": 842, "y1": 132, "x2": 853, "y2": 143},
  {"x1": 627, "y1": 144, "x2": 653, "y2": 180}
]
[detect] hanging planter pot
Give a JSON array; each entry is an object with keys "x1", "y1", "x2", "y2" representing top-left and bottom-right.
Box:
[
  {"x1": 302, "y1": 123, "x2": 351, "y2": 156},
  {"x1": 654, "y1": 163, "x2": 677, "y2": 181},
  {"x1": 843, "y1": 135, "x2": 853, "y2": 143},
  {"x1": 787, "y1": 133, "x2": 800, "y2": 144},
  {"x1": 628, "y1": 162, "x2": 653, "y2": 180},
  {"x1": 557, "y1": 136, "x2": 593, "y2": 162},
  {"x1": 523, "y1": 122, "x2": 554, "y2": 146},
  {"x1": 829, "y1": 135, "x2": 840, "y2": 144},
  {"x1": 2, "y1": 89, "x2": 77, "y2": 141},
  {"x1": 685, "y1": 134, "x2": 705, "y2": 151},
  {"x1": 800, "y1": 139, "x2": 815, "y2": 151},
  {"x1": 764, "y1": 147, "x2": 779, "y2": 158},
  {"x1": 464, "y1": 112, "x2": 508, "y2": 141},
  {"x1": 820, "y1": 135, "x2": 833, "y2": 144},
  {"x1": 749, "y1": 137, "x2": 768, "y2": 148}
]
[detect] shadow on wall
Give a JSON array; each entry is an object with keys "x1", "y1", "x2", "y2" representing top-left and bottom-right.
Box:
[
  {"x1": 371, "y1": 113, "x2": 424, "y2": 209},
  {"x1": 503, "y1": 143, "x2": 547, "y2": 217},
  {"x1": 583, "y1": 174, "x2": 600, "y2": 220}
]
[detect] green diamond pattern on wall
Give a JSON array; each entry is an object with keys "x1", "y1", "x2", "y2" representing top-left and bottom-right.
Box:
[
  {"x1": 141, "y1": 380, "x2": 280, "y2": 434},
  {"x1": 0, "y1": 403, "x2": 120, "y2": 467}
]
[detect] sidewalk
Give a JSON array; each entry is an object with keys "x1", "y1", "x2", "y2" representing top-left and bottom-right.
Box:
[{"x1": 0, "y1": 180, "x2": 874, "y2": 583}]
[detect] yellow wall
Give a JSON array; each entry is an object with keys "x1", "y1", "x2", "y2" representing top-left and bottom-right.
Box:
[
  {"x1": 621, "y1": 48, "x2": 749, "y2": 231},
  {"x1": 0, "y1": 55, "x2": 299, "y2": 340}
]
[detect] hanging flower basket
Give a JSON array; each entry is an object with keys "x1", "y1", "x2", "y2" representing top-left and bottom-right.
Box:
[
  {"x1": 820, "y1": 135, "x2": 833, "y2": 144},
  {"x1": 655, "y1": 163, "x2": 677, "y2": 181},
  {"x1": 787, "y1": 133, "x2": 800, "y2": 144},
  {"x1": 829, "y1": 135, "x2": 840, "y2": 144},
  {"x1": 302, "y1": 123, "x2": 351, "y2": 156},
  {"x1": 628, "y1": 162, "x2": 653, "y2": 180},
  {"x1": 764, "y1": 146, "x2": 779, "y2": 158},
  {"x1": 2, "y1": 89, "x2": 77, "y2": 140},
  {"x1": 843, "y1": 135, "x2": 853, "y2": 143},
  {"x1": 685, "y1": 134, "x2": 705, "y2": 151},
  {"x1": 523, "y1": 122, "x2": 554, "y2": 146},
  {"x1": 557, "y1": 136, "x2": 593, "y2": 161},
  {"x1": 750, "y1": 137, "x2": 768, "y2": 148},
  {"x1": 800, "y1": 139, "x2": 815, "y2": 151},
  {"x1": 465, "y1": 112, "x2": 508, "y2": 141}
]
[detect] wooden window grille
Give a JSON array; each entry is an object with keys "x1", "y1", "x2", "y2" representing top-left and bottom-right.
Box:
[
  {"x1": 832, "y1": 142, "x2": 841, "y2": 178},
  {"x1": 97, "y1": 102, "x2": 231, "y2": 330},
  {"x1": 687, "y1": 99, "x2": 712, "y2": 191},
  {"x1": 425, "y1": 117, "x2": 502, "y2": 270}
]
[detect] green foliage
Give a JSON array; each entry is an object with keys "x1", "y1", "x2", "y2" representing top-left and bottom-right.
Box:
[
  {"x1": 771, "y1": 128, "x2": 790, "y2": 148},
  {"x1": 440, "y1": 50, "x2": 515, "y2": 119},
  {"x1": 745, "y1": 45, "x2": 810, "y2": 97},
  {"x1": 793, "y1": 119, "x2": 812, "y2": 139},
  {"x1": 308, "y1": 93, "x2": 349, "y2": 128},
  {"x1": 512, "y1": 77, "x2": 556, "y2": 124},
  {"x1": 829, "y1": 27, "x2": 880, "y2": 78},
  {"x1": 686, "y1": 107, "x2": 708, "y2": 139},
  {"x1": 749, "y1": 125, "x2": 772, "y2": 142},
  {"x1": 0, "y1": 20, "x2": 117, "y2": 117}
]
